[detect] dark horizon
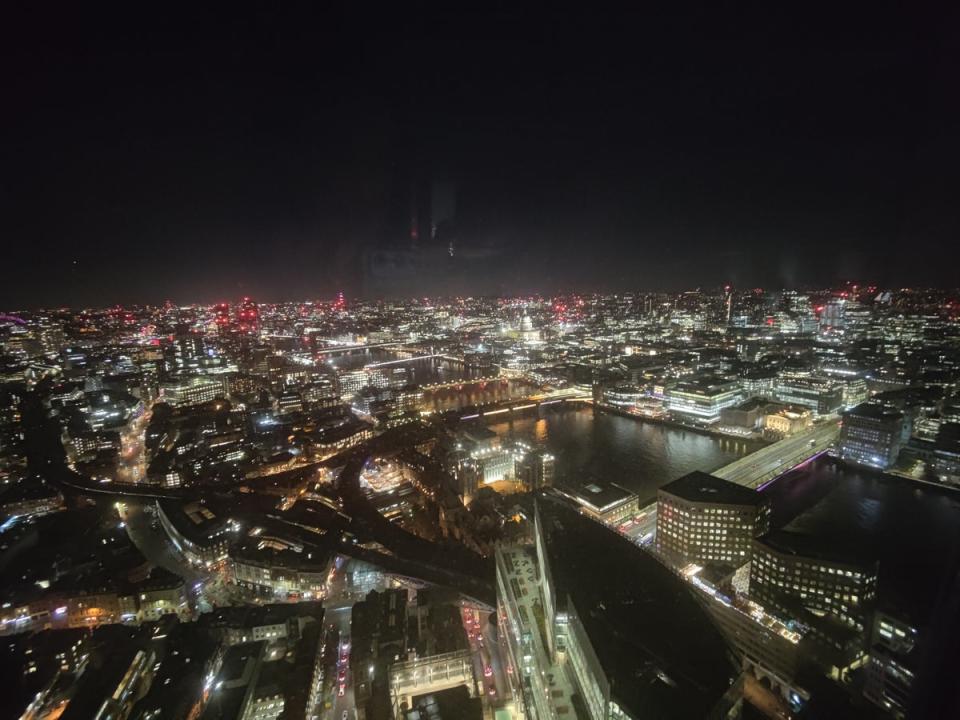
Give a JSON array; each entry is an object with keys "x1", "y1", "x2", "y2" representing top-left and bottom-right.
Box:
[{"x1": 3, "y1": 6, "x2": 959, "y2": 308}]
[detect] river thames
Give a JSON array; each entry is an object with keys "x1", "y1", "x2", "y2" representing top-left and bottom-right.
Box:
[{"x1": 487, "y1": 407, "x2": 755, "y2": 504}]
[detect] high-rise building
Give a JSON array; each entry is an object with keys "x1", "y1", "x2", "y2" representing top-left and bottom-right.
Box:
[
  {"x1": 839, "y1": 402, "x2": 908, "y2": 469},
  {"x1": 214, "y1": 302, "x2": 231, "y2": 335},
  {"x1": 656, "y1": 471, "x2": 770, "y2": 570},
  {"x1": 496, "y1": 497, "x2": 741, "y2": 720},
  {"x1": 819, "y1": 299, "x2": 846, "y2": 330},
  {"x1": 171, "y1": 327, "x2": 205, "y2": 370},
  {"x1": 237, "y1": 296, "x2": 260, "y2": 337}
]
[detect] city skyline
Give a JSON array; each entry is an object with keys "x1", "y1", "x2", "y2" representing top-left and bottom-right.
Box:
[
  {"x1": 3, "y1": 5, "x2": 960, "y2": 719},
  {"x1": 3, "y1": 286, "x2": 959, "y2": 718}
]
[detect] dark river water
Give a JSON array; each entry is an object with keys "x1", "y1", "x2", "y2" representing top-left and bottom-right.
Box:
[
  {"x1": 761, "y1": 456, "x2": 960, "y2": 617},
  {"x1": 486, "y1": 407, "x2": 752, "y2": 504}
]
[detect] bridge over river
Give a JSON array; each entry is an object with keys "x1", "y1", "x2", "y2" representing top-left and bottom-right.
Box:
[
  {"x1": 713, "y1": 420, "x2": 840, "y2": 489},
  {"x1": 632, "y1": 420, "x2": 841, "y2": 540}
]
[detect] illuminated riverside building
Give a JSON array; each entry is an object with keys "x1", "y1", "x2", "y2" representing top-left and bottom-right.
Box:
[
  {"x1": 656, "y1": 471, "x2": 769, "y2": 570},
  {"x1": 457, "y1": 447, "x2": 515, "y2": 497},
  {"x1": 598, "y1": 384, "x2": 644, "y2": 409},
  {"x1": 763, "y1": 407, "x2": 812, "y2": 437},
  {"x1": 496, "y1": 497, "x2": 741, "y2": 720},
  {"x1": 838, "y1": 402, "x2": 908, "y2": 470},
  {"x1": 750, "y1": 532, "x2": 878, "y2": 635},
  {"x1": 665, "y1": 377, "x2": 743, "y2": 424},
  {"x1": 452, "y1": 426, "x2": 516, "y2": 496},
  {"x1": 338, "y1": 367, "x2": 391, "y2": 400}
]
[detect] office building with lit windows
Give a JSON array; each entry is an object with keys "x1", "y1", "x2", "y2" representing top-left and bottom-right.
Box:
[
  {"x1": 839, "y1": 402, "x2": 908, "y2": 469},
  {"x1": 160, "y1": 377, "x2": 223, "y2": 408},
  {"x1": 774, "y1": 376, "x2": 843, "y2": 416},
  {"x1": 665, "y1": 377, "x2": 743, "y2": 424},
  {"x1": 749, "y1": 532, "x2": 879, "y2": 635},
  {"x1": 496, "y1": 497, "x2": 741, "y2": 720},
  {"x1": 656, "y1": 471, "x2": 770, "y2": 570},
  {"x1": 863, "y1": 609, "x2": 919, "y2": 718}
]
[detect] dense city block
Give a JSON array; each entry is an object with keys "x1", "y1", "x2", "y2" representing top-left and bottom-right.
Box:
[{"x1": 1, "y1": 288, "x2": 959, "y2": 719}]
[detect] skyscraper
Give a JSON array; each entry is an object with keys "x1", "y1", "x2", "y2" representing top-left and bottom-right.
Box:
[{"x1": 237, "y1": 297, "x2": 260, "y2": 337}]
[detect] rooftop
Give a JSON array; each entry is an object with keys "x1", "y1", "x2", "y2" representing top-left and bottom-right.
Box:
[
  {"x1": 671, "y1": 376, "x2": 740, "y2": 396},
  {"x1": 757, "y1": 530, "x2": 879, "y2": 568},
  {"x1": 659, "y1": 471, "x2": 764, "y2": 506},
  {"x1": 536, "y1": 497, "x2": 737, "y2": 719},
  {"x1": 564, "y1": 480, "x2": 636, "y2": 513},
  {"x1": 844, "y1": 402, "x2": 904, "y2": 421}
]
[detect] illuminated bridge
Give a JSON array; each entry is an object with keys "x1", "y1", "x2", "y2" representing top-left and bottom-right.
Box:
[
  {"x1": 457, "y1": 388, "x2": 593, "y2": 420},
  {"x1": 363, "y1": 353, "x2": 470, "y2": 369},
  {"x1": 632, "y1": 421, "x2": 841, "y2": 541},
  {"x1": 389, "y1": 649, "x2": 477, "y2": 714},
  {"x1": 712, "y1": 420, "x2": 841, "y2": 489},
  {"x1": 313, "y1": 341, "x2": 403, "y2": 356}
]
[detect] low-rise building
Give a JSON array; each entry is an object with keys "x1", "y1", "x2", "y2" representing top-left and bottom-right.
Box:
[
  {"x1": 764, "y1": 406, "x2": 813, "y2": 436},
  {"x1": 157, "y1": 499, "x2": 233, "y2": 567},
  {"x1": 666, "y1": 377, "x2": 744, "y2": 424},
  {"x1": 560, "y1": 480, "x2": 639, "y2": 526},
  {"x1": 230, "y1": 536, "x2": 330, "y2": 599},
  {"x1": 161, "y1": 377, "x2": 224, "y2": 408}
]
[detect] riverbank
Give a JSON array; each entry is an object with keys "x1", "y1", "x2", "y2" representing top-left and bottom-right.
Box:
[{"x1": 594, "y1": 402, "x2": 768, "y2": 448}]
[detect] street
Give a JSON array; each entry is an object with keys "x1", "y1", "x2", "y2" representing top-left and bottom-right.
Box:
[
  {"x1": 461, "y1": 604, "x2": 511, "y2": 712},
  {"x1": 116, "y1": 405, "x2": 152, "y2": 484},
  {"x1": 120, "y1": 502, "x2": 232, "y2": 611},
  {"x1": 323, "y1": 604, "x2": 356, "y2": 720}
]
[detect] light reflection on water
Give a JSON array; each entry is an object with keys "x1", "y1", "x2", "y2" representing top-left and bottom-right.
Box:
[
  {"x1": 328, "y1": 349, "x2": 477, "y2": 384},
  {"x1": 764, "y1": 457, "x2": 960, "y2": 616},
  {"x1": 486, "y1": 407, "x2": 750, "y2": 503}
]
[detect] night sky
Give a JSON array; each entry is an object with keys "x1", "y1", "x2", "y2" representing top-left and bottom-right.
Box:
[{"x1": 3, "y1": 6, "x2": 958, "y2": 308}]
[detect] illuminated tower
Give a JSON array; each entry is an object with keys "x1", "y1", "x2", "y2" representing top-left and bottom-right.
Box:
[
  {"x1": 237, "y1": 297, "x2": 260, "y2": 337},
  {"x1": 214, "y1": 303, "x2": 231, "y2": 336}
]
